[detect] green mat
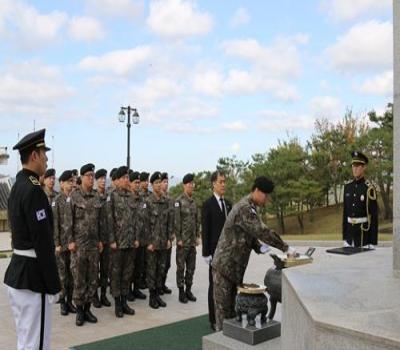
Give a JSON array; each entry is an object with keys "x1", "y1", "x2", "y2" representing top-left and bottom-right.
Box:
[{"x1": 70, "y1": 314, "x2": 212, "y2": 350}]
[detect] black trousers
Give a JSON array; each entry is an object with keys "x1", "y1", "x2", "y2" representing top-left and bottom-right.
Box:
[{"x1": 208, "y1": 264, "x2": 215, "y2": 325}]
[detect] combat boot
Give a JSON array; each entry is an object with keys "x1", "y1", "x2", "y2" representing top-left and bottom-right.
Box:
[
  {"x1": 179, "y1": 288, "x2": 188, "y2": 303},
  {"x1": 92, "y1": 290, "x2": 101, "y2": 308},
  {"x1": 162, "y1": 285, "x2": 172, "y2": 294},
  {"x1": 100, "y1": 288, "x2": 111, "y2": 307},
  {"x1": 84, "y1": 303, "x2": 98, "y2": 323},
  {"x1": 114, "y1": 297, "x2": 123, "y2": 318},
  {"x1": 67, "y1": 294, "x2": 77, "y2": 313},
  {"x1": 149, "y1": 290, "x2": 159, "y2": 309},
  {"x1": 186, "y1": 287, "x2": 197, "y2": 302},
  {"x1": 127, "y1": 285, "x2": 135, "y2": 302},
  {"x1": 155, "y1": 289, "x2": 167, "y2": 307},
  {"x1": 121, "y1": 296, "x2": 135, "y2": 315},
  {"x1": 60, "y1": 297, "x2": 68, "y2": 316},
  {"x1": 76, "y1": 306, "x2": 85, "y2": 326},
  {"x1": 133, "y1": 287, "x2": 147, "y2": 300}
]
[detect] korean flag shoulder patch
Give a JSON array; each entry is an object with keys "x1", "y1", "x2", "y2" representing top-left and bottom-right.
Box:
[{"x1": 36, "y1": 209, "x2": 46, "y2": 221}]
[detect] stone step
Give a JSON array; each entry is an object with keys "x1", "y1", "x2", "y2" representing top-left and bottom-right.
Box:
[{"x1": 202, "y1": 332, "x2": 281, "y2": 350}]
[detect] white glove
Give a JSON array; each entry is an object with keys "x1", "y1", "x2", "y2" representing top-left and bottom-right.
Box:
[
  {"x1": 287, "y1": 246, "x2": 297, "y2": 256},
  {"x1": 260, "y1": 244, "x2": 271, "y2": 254},
  {"x1": 204, "y1": 255, "x2": 212, "y2": 265}
]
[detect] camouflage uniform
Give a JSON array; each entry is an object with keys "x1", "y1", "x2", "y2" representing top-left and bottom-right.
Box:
[
  {"x1": 98, "y1": 189, "x2": 111, "y2": 294},
  {"x1": 162, "y1": 193, "x2": 174, "y2": 289},
  {"x1": 68, "y1": 188, "x2": 104, "y2": 306},
  {"x1": 52, "y1": 192, "x2": 73, "y2": 300},
  {"x1": 132, "y1": 190, "x2": 145, "y2": 289},
  {"x1": 44, "y1": 187, "x2": 58, "y2": 205},
  {"x1": 144, "y1": 193, "x2": 171, "y2": 292},
  {"x1": 212, "y1": 194, "x2": 289, "y2": 331},
  {"x1": 174, "y1": 193, "x2": 199, "y2": 289},
  {"x1": 109, "y1": 189, "x2": 138, "y2": 298},
  {"x1": 138, "y1": 189, "x2": 151, "y2": 286}
]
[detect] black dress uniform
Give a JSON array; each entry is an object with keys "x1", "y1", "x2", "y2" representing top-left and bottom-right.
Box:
[{"x1": 342, "y1": 151, "x2": 378, "y2": 247}]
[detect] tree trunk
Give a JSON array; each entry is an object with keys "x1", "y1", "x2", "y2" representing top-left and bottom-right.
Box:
[
  {"x1": 378, "y1": 181, "x2": 393, "y2": 220},
  {"x1": 278, "y1": 210, "x2": 285, "y2": 235}
]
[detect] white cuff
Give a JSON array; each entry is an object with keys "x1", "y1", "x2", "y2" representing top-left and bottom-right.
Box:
[
  {"x1": 204, "y1": 256, "x2": 212, "y2": 265},
  {"x1": 260, "y1": 244, "x2": 271, "y2": 254}
]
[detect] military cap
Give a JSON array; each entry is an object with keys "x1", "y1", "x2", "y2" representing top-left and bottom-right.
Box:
[
  {"x1": 115, "y1": 166, "x2": 129, "y2": 179},
  {"x1": 182, "y1": 173, "x2": 194, "y2": 184},
  {"x1": 253, "y1": 176, "x2": 274, "y2": 194},
  {"x1": 44, "y1": 168, "x2": 56, "y2": 178},
  {"x1": 351, "y1": 151, "x2": 368, "y2": 165},
  {"x1": 59, "y1": 170, "x2": 73, "y2": 182},
  {"x1": 13, "y1": 128, "x2": 50, "y2": 153},
  {"x1": 150, "y1": 171, "x2": 162, "y2": 184},
  {"x1": 110, "y1": 168, "x2": 117, "y2": 180},
  {"x1": 140, "y1": 172, "x2": 150, "y2": 181},
  {"x1": 161, "y1": 172, "x2": 168, "y2": 181},
  {"x1": 129, "y1": 171, "x2": 140, "y2": 182},
  {"x1": 95, "y1": 168, "x2": 107, "y2": 180},
  {"x1": 80, "y1": 163, "x2": 95, "y2": 175},
  {"x1": 71, "y1": 169, "x2": 78, "y2": 177}
]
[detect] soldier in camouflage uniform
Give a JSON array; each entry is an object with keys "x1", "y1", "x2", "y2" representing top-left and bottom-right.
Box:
[
  {"x1": 212, "y1": 176, "x2": 295, "y2": 331},
  {"x1": 68, "y1": 163, "x2": 105, "y2": 326},
  {"x1": 108, "y1": 166, "x2": 138, "y2": 317},
  {"x1": 128, "y1": 171, "x2": 147, "y2": 301},
  {"x1": 94, "y1": 168, "x2": 111, "y2": 308},
  {"x1": 144, "y1": 172, "x2": 172, "y2": 309},
  {"x1": 44, "y1": 168, "x2": 58, "y2": 204},
  {"x1": 174, "y1": 173, "x2": 200, "y2": 303},
  {"x1": 53, "y1": 170, "x2": 76, "y2": 316},
  {"x1": 160, "y1": 172, "x2": 173, "y2": 295}
]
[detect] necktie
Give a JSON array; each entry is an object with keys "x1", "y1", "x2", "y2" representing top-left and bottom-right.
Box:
[{"x1": 220, "y1": 198, "x2": 226, "y2": 218}]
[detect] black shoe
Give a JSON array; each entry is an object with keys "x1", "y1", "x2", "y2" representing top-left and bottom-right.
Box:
[
  {"x1": 162, "y1": 285, "x2": 172, "y2": 294},
  {"x1": 76, "y1": 306, "x2": 85, "y2": 326},
  {"x1": 133, "y1": 288, "x2": 147, "y2": 300},
  {"x1": 84, "y1": 303, "x2": 98, "y2": 323},
  {"x1": 121, "y1": 296, "x2": 135, "y2": 315},
  {"x1": 155, "y1": 291, "x2": 167, "y2": 307},
  {"x1": 60, "y1": 298, "x2": 68, "y2": 316},
  {"x1": 114, "y1": 297, "x2": 123, "y2": 318},
  {"x1": 179, "y1": 288, "x2": 188, "y2": 303},
  {"x1": 100, "y1": 292, "x2": 111, "y2": 307},
  {"x1": 149, "y1": 290, "x2": 159, "y2": 309},
  {"x1": 186, "y1": 288, "x2": 197, "y2": 302},
  {"x1": 92, "y1": 291, "x2": 101, "y2": 308},
  {"x1": 67, "y1": 296, "x2": 77, "y2": 314},
  {"x1": 127, "y1": 288, "x2": 135, "y2": 302}
]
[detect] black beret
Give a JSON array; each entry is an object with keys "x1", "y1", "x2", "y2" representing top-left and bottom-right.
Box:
[
  {"x1": 351, "y1": 151, "x2": 368, "y2": 165},
  {"x1": 253, "y1": 176, "x2": 274, "y2": 194},
  {"x1": 182, "y1": 173, "x2": 194, "y2": 184},
  {"x1": 44, "y1": 168, "x2": 56, "y2": 178},
  {"x1": 140, "y1": 172, "x2": 150, "y2": 181},
  {"x1": 110, "y1": 168, "x2": 117, "y2": 179},
  {"x1": 161, "y1": 172, "x2": 168, "y2": 181},
  {"x1": 115, "y1": 166, "x2": 129, "y2": 179},
  {"x1": 13, "y1": 128, "x2": 50, "y2": 153},
  {"x1": 80, "y1": 163, "x2": 95, "y2": 175},
  {"x1": 129, "y1": 171, "x2": 140, "y2": 182},
  {"x1": 150, "y1": 171, "x2": 162, "y2": 184},
  {"x1": 71, "y1": 169, "x2": 78, "y2": 176},
  {"x1": 95, "y1": 168, "x2": 107, "y2": 180},
  {"x1": 59, "y1": 170, "x2": 73, "y2": 182}
]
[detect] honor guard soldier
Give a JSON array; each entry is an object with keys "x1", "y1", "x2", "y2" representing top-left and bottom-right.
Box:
[
  {"x1": 343, "y1": 151, "x2": 378, "y2": 248},
  {"x1": 94, "y1": 168, "x2": 112, "y2": 308},
  {"x1": 43, "y1": 168, "x2": 58, "y2": 204},
  {"x1": 53, "y1": 170, "x2": 77, "y2": 316},
  {"x1": 4, "y1": 129, "x2": 61, "y2": 350},
  {"x1": 174, "y1": 173, "x2": 200, "y2": 303},
  {"x1": 68, "y1": 163, "x2": 105, "y2": 326},
  {"x1": 212, "y1": 176, "x2": 294, "y2": 331}
]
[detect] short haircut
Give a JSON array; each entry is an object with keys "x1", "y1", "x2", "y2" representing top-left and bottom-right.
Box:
[
  {"x1": 211, "y1": 170, "x2": 225, "y2": 183},
  {"x1": 20, "y1": 147, "x2": 39, "y2": 165}
]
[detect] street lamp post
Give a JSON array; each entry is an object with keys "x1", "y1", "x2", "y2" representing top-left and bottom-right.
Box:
[{"x1": 118, "y1": 106, "x2": 139, "y2": 170}]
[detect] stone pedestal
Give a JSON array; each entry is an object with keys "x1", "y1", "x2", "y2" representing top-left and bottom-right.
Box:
[{"x1": 203, "y1": 332, "x2": 281, "y2": 350}]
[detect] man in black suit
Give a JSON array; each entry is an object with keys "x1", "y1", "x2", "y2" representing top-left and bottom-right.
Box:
[{"x1": 201, "y1": 171, "x2": 231, "y2": 331}]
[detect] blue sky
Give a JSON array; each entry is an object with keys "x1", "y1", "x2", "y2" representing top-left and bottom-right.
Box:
[{"x1": 0, "y1": 0, "x2": 393, "y2": 179}]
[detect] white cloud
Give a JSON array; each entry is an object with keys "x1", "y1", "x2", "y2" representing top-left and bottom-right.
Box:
[
  {"x1": 193, "y1": 69, "x2": 224, "y2": 97},
  {"x1": 258, "y1": 110, "x2": 314, "y2": 131},
  {"x1": 321, "y1": 0, "x2": 392, "y2": 22},
  {"x1": 147, "y1": 0, "x2": 213, "y2": 39},
  {"x1": 231, "y1": 142, "x2": 241, "y2": 153},
  {"x1": 78, "y1": 46, "x2": 152, "y2": 75},
  {"x1": 85, "y1": 0, "x2": 143, "y2": 18},
  {"x1": 68, "y1": 16, "x2": 105, "y2": 42},
  {"x1": 221, "y1": 121, "x2": 248, "y2": 132},
  {"x1": 230, "y1": 7, "x2": 250, "y2": 28},
  {"x1": 309, "y1": 96, "x2": 342, "y2": 120},
  {"x1": 325, "y1": 20, "x2": 393, "y2": 73},
  {"x1": 356, "y1": 71, "x2": 393, "y2": 96},
  {"x1": 165, "y1": 122, "x2": 213, "y2": 134},
  {"x1": 0, "y1": 0, "x2": 67, "y2": 49}
]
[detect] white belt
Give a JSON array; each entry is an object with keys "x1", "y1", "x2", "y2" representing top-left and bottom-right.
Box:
[
  {"x1": 13, "y1": 249, "x2": 37, "y2": 258},
  {"x1": 347, "y1": 217, "x2": 368, "y2": 224}
]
